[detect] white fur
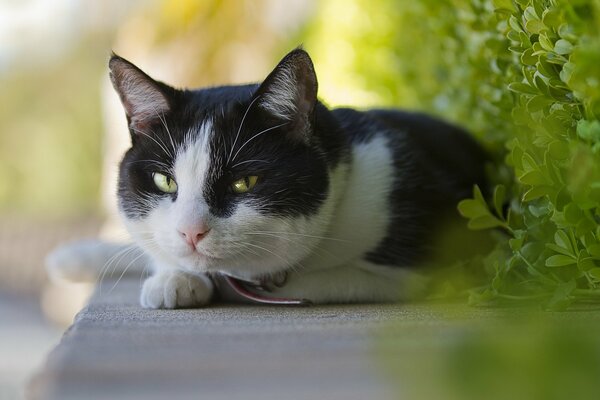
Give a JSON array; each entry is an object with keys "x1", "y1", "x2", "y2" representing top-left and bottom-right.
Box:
[
  {"x1": 45, "y1": 240, "x2": 148, "y2": 283},
  {"x1": 140, "y1": 269, "x2": 213, "y2": 309},
  {"x1": 271, "y1": 260, "x2": 427, "y2": 303},
  {"x1": 301, "y1": 136, "x2": 396, "y2": 271}
]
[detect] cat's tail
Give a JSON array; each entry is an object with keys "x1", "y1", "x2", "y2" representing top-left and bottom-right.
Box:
[{"x1": 45, "y1": 239, "x2": 150, "y2": 283}]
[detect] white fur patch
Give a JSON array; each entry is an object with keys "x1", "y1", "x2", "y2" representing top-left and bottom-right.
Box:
[
  {"x1": 123, "y1": 120, "x2": 214, "y2": 274},
  {"x1": 140, "y1": 269, "x2": 213, "y2": 309},
  {"x1": 301, "y1": 135, "x2": 396, "y2": 270}
]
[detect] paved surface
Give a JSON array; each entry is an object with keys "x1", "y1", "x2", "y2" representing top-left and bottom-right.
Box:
[
  {"x1": 28, "y1": 276, "x2": 600, "y2": 400},
  {"x1": 0, "y1": 292, "x2": 61, "y2": 400},
  {"x1": 29, "y1": 277, "x2": 405, "y2": 400}
]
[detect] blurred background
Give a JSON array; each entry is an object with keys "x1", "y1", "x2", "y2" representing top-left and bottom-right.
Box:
[
  {"x1": 5, "y1": 0, "x2": 599, "y2": 399},
  {"x1": 1, "y1": 1, "x2": 442, "y2": 398},
  {"x1": 7, "y1": 0, "x2": 600, "y2": 400}
]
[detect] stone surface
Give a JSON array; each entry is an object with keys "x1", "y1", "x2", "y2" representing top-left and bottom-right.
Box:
[
  {"x1": 30, "y1": 278, "x2": 408, "y2": 400},
  {"x1": 30, "y1": 276, "x2": 600, "y2": 400}
]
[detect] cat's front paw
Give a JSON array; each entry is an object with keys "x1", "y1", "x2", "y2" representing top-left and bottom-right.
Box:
[{"x1": 140, "y1": 270, "x2": 213, "y2": 309}]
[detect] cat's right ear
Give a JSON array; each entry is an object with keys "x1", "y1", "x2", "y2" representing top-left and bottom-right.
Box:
[{"x1": 109, "y1": 54, "x2": 172, "y2": 136}]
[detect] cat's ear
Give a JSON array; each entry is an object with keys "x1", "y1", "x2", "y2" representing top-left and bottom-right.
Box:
[
  {"x1": 255, "y1": 48, "x2": 318, "y2": 136},
  {"x1": 109, "y1": 54, "x2": 172, "y2": 135}
]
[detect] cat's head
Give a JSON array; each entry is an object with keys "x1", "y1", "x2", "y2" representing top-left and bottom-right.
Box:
[{"x1": 110, "y1": 49, "x2": 345, "y2": 280}]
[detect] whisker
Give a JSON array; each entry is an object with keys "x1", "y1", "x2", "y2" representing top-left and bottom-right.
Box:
[
  {"x1": 230, "y1": 122, "x2": 288, "y2": 163},
  {"x1": 154, "y1": 108, "x2": 177, "y2": 156},
  {"x1": 132, "y1": 128, "x2": 174, "y2": 158},
  {"x1": 227, "y1": 96, "x2": 259, "y2": 165},
  {"x1": 230, "y1": 159, "x2": 271, "y2": 169},
  {"x1": 109, "y1": 251, "x2": 148, "y2": 293},
  {"x1": 247, "y1": 231, "x2": 350, "y2": 243}
]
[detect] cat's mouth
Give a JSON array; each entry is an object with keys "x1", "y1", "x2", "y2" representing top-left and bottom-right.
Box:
[{"x1": 215, "y1": 272, "x2": 311, "y2": 306}]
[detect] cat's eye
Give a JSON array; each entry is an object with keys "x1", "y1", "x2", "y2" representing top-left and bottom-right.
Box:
[
  {"x1": 231, "y1": 176, "x2": 258, "y2": 194},
  {"x1": 152, "y1": 172, "x2": 178, "y2": 193}
]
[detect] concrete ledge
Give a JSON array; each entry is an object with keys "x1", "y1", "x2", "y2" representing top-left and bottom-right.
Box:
[
  {"x1": 33, "y1": 276, "x2": 579, "y2": 400},
  {"x1": 29, "y1": 277, "x2": 417, "y2": 400}
]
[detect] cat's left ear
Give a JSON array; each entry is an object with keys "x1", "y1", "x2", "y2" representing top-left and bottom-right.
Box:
[
  {"x1": 255, "y1": 48, "x2": 318, "y2": 138},
  {"x1": 109, "y1": 54, "x2": 173, "y2": 135}
]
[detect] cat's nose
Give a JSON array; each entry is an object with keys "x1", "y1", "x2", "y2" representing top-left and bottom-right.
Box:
[{"x1": 178, "y1": 225, "x2": 210, "y2": 247}]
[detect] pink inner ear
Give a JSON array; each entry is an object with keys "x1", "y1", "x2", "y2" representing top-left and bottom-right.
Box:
[
  {"x1": 110, "y1": 59, "x2": 170, "y2": 133},
  {"x1": 256, "y1": 50, "x2": 318, "y2": 122}
]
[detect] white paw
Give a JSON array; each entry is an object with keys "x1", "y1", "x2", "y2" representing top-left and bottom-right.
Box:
[{"x1": 140, "y1": 270, "x2": 213, "y2": 309}]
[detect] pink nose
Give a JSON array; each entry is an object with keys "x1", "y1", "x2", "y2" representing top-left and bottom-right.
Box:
[{"x1": 178, "y1": 225, "x2": 210, "y2": 247}]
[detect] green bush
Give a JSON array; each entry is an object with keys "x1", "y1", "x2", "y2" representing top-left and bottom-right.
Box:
[
  {"x1": 306, "y1": 0, "x2": 600, "y2": 308},
  {"x1": 450, "y1": 0, "x2": 600, "y2": 309},
  {"x1": 392, "y1": 0, "x2": 600, "y2": 309}
]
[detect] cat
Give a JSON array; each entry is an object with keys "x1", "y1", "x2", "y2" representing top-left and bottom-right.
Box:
[{"x1": 49, "y1": 48, "x2": 488, "y2": 309}]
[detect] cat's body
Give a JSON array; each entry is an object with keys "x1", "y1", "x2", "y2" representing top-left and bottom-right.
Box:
[{"x1": 50, "y1": 49, "x2": 488, "y2": 308}]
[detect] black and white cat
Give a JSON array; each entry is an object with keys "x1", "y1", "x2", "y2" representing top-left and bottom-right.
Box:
[{"x1": 51, "y1": 48, "x2": 488, "y2": 308}]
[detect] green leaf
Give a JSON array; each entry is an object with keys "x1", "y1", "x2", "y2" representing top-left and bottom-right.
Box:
[
  {"x1": 457, "y1": 199, "x2": 489, "y2": 219},
  {"x1": 519, "y1": 170, "x2": 547, "y2": 185},
  {"x1": 493, "y1": 0, "x2": 514, "y2": 12},
  {"x1": 554, "y1": 230, "x2": 572, "y2": 251},
  {"x1": 526, "y1": 95, "x2": 552, "y2": 113},
  {"x1": 546, "y1": 280, "x2": 576, "y2": 310},
  {"x1": 534, "y1": 75, "x2": 549, "y2": 95},
  {"x1": 520, "y1": 48, "x2": 538, "y2": 66},
  {"x1": 522, "y1": 185, "x2": 553, "y2": 201},
  {"x1": 588, "y1": 244, "x2": 600, "y2": 258},
  {"x1": 509, "y1": 236, "x2": 526, "y2": 251},
  {"x1": 558, "y1": 23, "x2": 576, "y2": 42},
  {"x1": 559, "y1": 62, "x2": 575, "y2": 84},
  {"x1": 538, "y1": 33, "x2": 555, "y2": 52},
  {"x1": 523, "y1": 6, "x2": 539, "y2": 22},
  {"x1": 468, "y1": 215, "x2": 504, "y2": 230},
  {"x1": 589, "y1": 268, "x2": 600, "y2": 280},
  {"x1": 542, "y1": 9, "x2": 562, "y2": 28},
  {"x1": 577, "y1": 120, "x2": 600, "y2": 142},
  {"x1": 546, "y1": 243, "x2": 573, "y2": 257},
  {"x1": 521, "y1": 152, "x2": 538, "y2": 172},
  {"x1": 525, "y1": 19, "x2": 546, "y2": 34},
  {"x1": 548, "y1": 140, "x2": 569, "y2": 160},
  {"x1": 508, "y1": 15, "x2": 523, "y2": 33},
  {"x1": 537, "y1": 56, "x2": 559, "y2": 78},
  {"x1": 577, "y1": 257, "x2": 595, "y2": 271},
  {"x1": 473, "y1": 185, "x2": 486, "y2": 205},
  {"x1": 563, "y1": 203, "x2": 583, "y2": 224},
  {"x1": 508, "y1": 82, "x2": 538, "y2": 95},
  {"x1": 554, "y1": 39, "x2": 574, "y2": 55},
  {"x1": 546, "y1": 254, "x2": 576, "y2": 267}
]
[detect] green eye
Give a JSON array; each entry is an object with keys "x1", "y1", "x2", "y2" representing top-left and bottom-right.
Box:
[
  {"x1": 152, "y1": 172, "x2": 178, "y2": 193},
  {"x1": 231, "y1": 176, "x2": 258, "y2": 194}
]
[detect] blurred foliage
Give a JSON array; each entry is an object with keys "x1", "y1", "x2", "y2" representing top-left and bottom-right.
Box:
[
  {"x1": 0, "y1": 38, "x2": 107, "y2": 216},
  {"x1": 0, "y1": 0, "x2": 303, "y2": 217},
  {"x1": 379, "y1": 309, "x2": 600, "y2": 400}
]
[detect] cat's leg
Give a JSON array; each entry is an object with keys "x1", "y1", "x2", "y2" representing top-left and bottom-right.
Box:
[
  {"x1": 270, "y1": 260, "x2": 427, "y2": 304},
  {"x1": 140, "y1": 268, "x2": 214, "y2": 309}
]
